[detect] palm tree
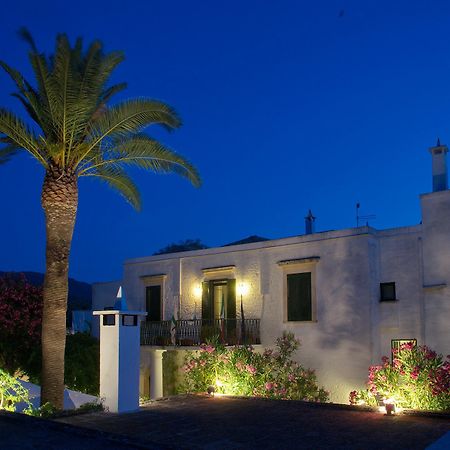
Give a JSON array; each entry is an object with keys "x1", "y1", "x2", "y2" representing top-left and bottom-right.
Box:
[{"x1": 0, "y1": 30, "x2": 201, "y2": 409}]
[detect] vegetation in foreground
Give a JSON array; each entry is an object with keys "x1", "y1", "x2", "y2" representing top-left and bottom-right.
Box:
[
  {"x1": 0, "y1": 274, "x2": 99, "y2": 396},
  {"x1": 350, "y1": 342, "x2": 450, "y2": 412},
  {"x1": 180, "y1": 332, "x2": 329, "y2": 402}
]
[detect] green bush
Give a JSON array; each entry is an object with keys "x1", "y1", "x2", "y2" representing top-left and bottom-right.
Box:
[
  {"x1": 0, "y1": 368, "x2": 33, "y2": 413},
  {"x1": 180, "y1": 332, "x2": 329, "y2": 402},
  {"x1": 64, "y1": 333, "x2": 99, "y2": 396},
  {"x1": 350, "y1": 342, "x2": 450, "y2": 411}
]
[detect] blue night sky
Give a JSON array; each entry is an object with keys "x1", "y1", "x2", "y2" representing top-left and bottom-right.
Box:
[{"x1": 1, "y1": 0, "x2": 450, "y2": 283}]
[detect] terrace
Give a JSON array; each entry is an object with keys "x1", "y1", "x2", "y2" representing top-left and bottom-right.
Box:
[{"x1": 140, "y1": 318, "x2": 261, "y2": 346}]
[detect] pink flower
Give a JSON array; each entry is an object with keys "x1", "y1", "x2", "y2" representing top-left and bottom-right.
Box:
[
  {"x1": 288, "y1": 374, "x2": 295, "y2": 382},
  {"x1": 204, "y1": 345, "x2": 215, "y2": 353},
  {"x1": 393, "y1": 359, "x2": 402, "y2": 369},
  {"x1": 400, "y1": 341, "x2": 415, "y2": 351},
  {"x1": 265, "y1": 382, "x2": 273, "y2": 390},
  {"x1": 235, "y1": 361, "x2": 244, "y2": 371},
  {"x1": 246, "y1": 364, "x2": 257, "y2": 375}
]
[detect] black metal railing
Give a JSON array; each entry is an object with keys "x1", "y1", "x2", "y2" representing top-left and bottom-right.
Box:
[{"x1": 140, "y1": 318, "x2": 260, "y2": 346}]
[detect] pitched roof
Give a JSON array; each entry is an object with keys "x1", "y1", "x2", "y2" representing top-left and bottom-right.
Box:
[{"x1": 222, "y1": 235, "x2": 270, "y2": 247}]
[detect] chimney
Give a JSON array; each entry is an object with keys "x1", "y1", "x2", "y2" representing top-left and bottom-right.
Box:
[
  {"x1": 305, "y1": 209, "x2": 316, "y2": 235},
  {"x1": 429, "y1": 138, "x2": 448, "y2": 192}
]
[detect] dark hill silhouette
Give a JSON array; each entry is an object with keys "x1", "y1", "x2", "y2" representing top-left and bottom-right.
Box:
[{"x1": 0, "y1": 271, "x2": 91, "y2": 310}]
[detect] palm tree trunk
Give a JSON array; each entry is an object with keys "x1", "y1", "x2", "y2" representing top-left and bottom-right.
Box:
[{"x1": 40, "y1": 167, "x2": 78, "y2": 408}]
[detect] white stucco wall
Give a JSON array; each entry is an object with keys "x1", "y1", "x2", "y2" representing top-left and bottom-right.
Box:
[
  {"x1": 421, "y1": 190, "x2": 450, "y2": 355},
  {"x1": 92, "y1": 189, "x2": 450, "y2": 404}
]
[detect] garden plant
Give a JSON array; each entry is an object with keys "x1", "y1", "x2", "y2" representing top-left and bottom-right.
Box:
[
  {"x1": 349, "y1": 342, "x2": 450, "y2": 411},
  {"x1": 0, "y1": 368, "x2": 33, "y2": 413},
  {"x1": 180, "y1": 332, "x2": 329, "y2": 402}
]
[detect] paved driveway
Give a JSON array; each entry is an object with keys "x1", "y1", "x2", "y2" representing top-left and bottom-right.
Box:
[{"x1": 57, "y1": 395, "x2": 450, "y2": 449}]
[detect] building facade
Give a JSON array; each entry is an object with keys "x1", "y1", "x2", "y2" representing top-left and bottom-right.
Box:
[{"x1": 93, "y1": 142, "x2": 450, "y2": 403}]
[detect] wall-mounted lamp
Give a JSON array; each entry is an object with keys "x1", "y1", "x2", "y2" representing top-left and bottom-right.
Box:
[
  {"x1": 237, "y1": 282, "x2": 249, "y2": 297},
  {"x1": 193, "y1": 284, "x2": 202, "y2": 298}
]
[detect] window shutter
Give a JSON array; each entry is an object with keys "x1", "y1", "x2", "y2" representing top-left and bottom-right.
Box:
[
  {"x1": 202, "y1": 281, "x2": 213, "y2": 321},
  {"x1": 227, "y1": 279, "x2": 236, "y2": 320},
  {"x1": 287, "y1": 273, "x2": 312, "y2": 321}
]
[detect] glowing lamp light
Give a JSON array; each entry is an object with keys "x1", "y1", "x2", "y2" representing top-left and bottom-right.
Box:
[
  {"x1": 237, "y1": 283, "x2": 249, "y2": 296},
  {"x1": 193, "y1": 284, "x2": 202, "y2": 298},
  {"x1": 383, "y1": 398, "x2": 396, "y2": 416},
  {"x1": 215, "y1": 379, "x2": 224, "y2": 387}
]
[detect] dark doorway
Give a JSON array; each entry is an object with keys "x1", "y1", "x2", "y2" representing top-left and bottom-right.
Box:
[{"x1": 146, "y1": 285, "x2": 162, "y2": 321}]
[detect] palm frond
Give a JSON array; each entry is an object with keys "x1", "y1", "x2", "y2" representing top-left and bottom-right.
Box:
[
  {"x1": 0, "y1": 60, "x2": 43, "y2": 127},
  {"x1": 0, "y1": 141, "x2": 21, "y2": 164},
  {"x1": 80, "y1": 165, "x2": 141, "y2": 210},
  {"x1": 0, "y1": 109, "x2": 46, "y2": 166},
  {"x1": 77, "y1": 99, "x2": 182, "y2": 166},
  {"x1": 18, "y1": 27, "x2": 38, "y2": 53},
  {"x1": 66, "y1": 44, "x2": 123, "y2": 158},
  {"x1": 79, "y1": 134, "x2": 201, "y2": 187}
]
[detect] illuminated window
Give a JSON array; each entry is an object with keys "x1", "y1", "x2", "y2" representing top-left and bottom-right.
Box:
[{"x1": 380, "y1": 282, "x2": 396, "y2": 301}]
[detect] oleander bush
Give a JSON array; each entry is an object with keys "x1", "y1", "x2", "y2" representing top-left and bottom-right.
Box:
[
  {"x1": 180, "y1": 332, "x2": 329, "y2": 402},
  {"x1": 349, "y1": 342, "x2": 450, "y2": 411}
]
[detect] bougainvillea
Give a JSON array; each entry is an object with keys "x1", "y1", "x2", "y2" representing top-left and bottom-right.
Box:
[
  {"x1": 180, "y1": 332, "x2": 329, "y2": 402},
  {"x1": 0, "y1": 275, "x2": 43, "y2": 376},
  {"x1": 349, "y1": 342, "x2": 450, "y2": 411},
  {"x1": 0, "y1": 274, "x2": 99, "y2": 396}
]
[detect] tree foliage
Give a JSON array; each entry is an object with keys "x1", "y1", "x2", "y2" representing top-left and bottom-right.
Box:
[
  {"x1": 154, "y1": 239, "x2": 208, "y2": 255},
  {"x1": 0, "y1": 30, "x2": 201, "y2": 208}
]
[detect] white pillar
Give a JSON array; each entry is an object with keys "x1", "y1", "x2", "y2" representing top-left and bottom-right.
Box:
[
  {"x1": 93, "y1": 310, "x2": 147, "y2": 413},
  {"x1": 149, "y1": 349, "x2": 165, "y2": 399}
]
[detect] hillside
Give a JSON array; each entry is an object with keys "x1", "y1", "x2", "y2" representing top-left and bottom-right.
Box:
[{"x1": 0, "y1": 271, "x2": 91, "y2": 310}]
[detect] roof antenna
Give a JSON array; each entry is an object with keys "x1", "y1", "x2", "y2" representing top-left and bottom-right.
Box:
[
  {"x1": 437, "y1": 137, "x2": 441, "y2": 146},
  {"x1": 356, "y1": 202, "x2": 376, "y2": 227}
]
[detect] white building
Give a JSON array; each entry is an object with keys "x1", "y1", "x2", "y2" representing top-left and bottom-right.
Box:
[{"x1": 93, "y1": 142, "x2": 450, "y2": 403}]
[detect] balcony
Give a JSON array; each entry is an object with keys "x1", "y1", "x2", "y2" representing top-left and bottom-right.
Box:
[{"x1": 140, "y1": 319, "x2": 261, "y2": 347}]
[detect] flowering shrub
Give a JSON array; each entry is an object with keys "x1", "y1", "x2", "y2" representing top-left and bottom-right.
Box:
[
  {"x1": 0, "y1": 275, "x2": 42, "y2": 376},
  {"x1": 349, "y1": 342, "x2": 450, "y2": 411},
  {"x1": 180, "y1": 332, "x2": 329, "y2": 402}
]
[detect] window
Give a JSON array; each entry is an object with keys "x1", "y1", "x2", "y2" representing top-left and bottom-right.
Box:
[
  {"x1": 391, "y1": 338, "x2": 417, "y2": 361},
  {"x1": 380, "y1": 282, "x2": 396, "y2": 301},
  {"x1": 287, "y1": 272, "x2": 312, "y2": 321},
  {"x1": 122, "y1": 315, "x2": 137, "y2": 326},
  {"x1": 103, "y1": 314, "x2": 115, "y2": 326}
]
